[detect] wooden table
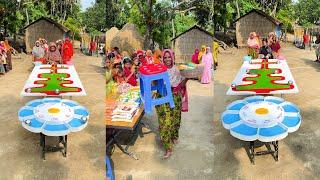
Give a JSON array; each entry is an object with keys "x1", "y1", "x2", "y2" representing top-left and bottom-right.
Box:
[
  {"x1": 106, "y1": 96, "x2": 145, "y2": 160},
  {"x1": 105, "y1": 104, "x2": 145, "y2": 131}
]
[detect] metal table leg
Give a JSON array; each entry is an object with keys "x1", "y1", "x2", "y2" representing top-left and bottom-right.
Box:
[
  {"x1": 249, "y1": 141, "x2": 255, "y2": 164},
  {"x1": 248, "y1": 141, "x2": 279, "y2": 164},
  {"x1": 40, "y1": 134, "x2": 68, "y2": 159},
  {"x1": 64, "y1": 135, "x2": 67, "y2": 157},
  {"x1": 40, "y1": 133, "x2": 46, "y2": 160},
  {"x1": 107, "y1": 129, "x2": 139, "y2": 160}
]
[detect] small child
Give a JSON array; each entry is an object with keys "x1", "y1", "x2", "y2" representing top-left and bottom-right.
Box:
[
  {"x1": 259, "y1": 38, "x2": 273, "y2": 59},
  {"x1": 114, "y1": 67, "x2": 125, "y2": 84},
  {"x1": 132, "y1": 56, "x2": 140, "y2": 69},
  {"x1": 123, "y1": 57, "x2": 138, "y2": 86}
]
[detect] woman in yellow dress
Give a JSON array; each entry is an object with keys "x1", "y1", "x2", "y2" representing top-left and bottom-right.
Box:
[
  {"x1": 213, "y1": 41, "x2": 219, "y2": 70},
  {"x1": 198, "y1": 45, "x2": 207, "y2": 64}
]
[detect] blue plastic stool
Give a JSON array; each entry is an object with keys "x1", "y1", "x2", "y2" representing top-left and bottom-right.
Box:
[
  {"x1": 106, "y1": 156, "x2": 114, "y2": 180},
  {"x1": 139, "y1": 65, "x2": 175, "y2": 114}
]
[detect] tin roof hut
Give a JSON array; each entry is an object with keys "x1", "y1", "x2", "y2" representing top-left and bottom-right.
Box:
[
  {"x1": 234, "y1": 9, "x2": 282, "y2": 47},
  {"x1": 23, "y1": 17, "x2": 69, "y2": 52},
  {"x1": 171, "y1": 25, "x2": 217, "y2": 64}
]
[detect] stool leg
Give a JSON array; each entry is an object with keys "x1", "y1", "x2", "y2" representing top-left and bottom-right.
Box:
[
  {"x1": 144, "y1": 78, "x2": 152, "y2": 114},
  {"x1": 139, "y1": 77, "x2": 144, "y2": 96},
  {"x1": 157, "y1": 79, "x2": 165, "y2": 96}
]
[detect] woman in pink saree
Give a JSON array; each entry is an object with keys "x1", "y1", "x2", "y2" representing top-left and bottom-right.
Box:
[{"x1": 201, "y1": 47, "x2": 213, "y2": 84}]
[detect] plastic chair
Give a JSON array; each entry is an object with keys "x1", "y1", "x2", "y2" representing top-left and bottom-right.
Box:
[
  {"x1": 106, "y1": 156, "x2": 114, "y2": 180},
  {"x1": 139, "y1": 64, "x2": 175, "y2": 114}
]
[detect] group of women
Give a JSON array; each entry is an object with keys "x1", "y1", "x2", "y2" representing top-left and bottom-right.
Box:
[
  {"x1": 190, "y1": 44, "x2": 217, "y2": 84},
  {"x1": 105, "y1": 47, "x2": 188, "y2": 158},
  {"x1": 0, "y1": 40, "x2": 14, "y2": 75},
  {"x1": 191, "y1": 42, "x2": 219, "y2": 68},
  {"x1": 247, "y1": 32, "x2": 281, "y2": 59},
  {"x1": 32, "y1": 37, "x2": 74, "y2": 65}
]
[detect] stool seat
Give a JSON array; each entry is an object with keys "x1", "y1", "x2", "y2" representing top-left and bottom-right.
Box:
[
  {"x1": 139, "y1": 64, "x2": 167, "y2": 75},
  {"x1": 139, "y1": 65, "x2": 175, "y2": 114}
]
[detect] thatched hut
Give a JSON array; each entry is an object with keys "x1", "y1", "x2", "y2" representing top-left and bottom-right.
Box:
[
  {"x1": 110, "y1": 23, "x2": 145, "y2": 55},
  {"x1": 171, "y1": 25, "x2": 217, "y2": 64},
  {"x1": 105, "y1": 27, "x2": 119, "y2": 51},
  {"x1": 234, "y1": 9, "x2": 282, "y2": 47},
  {"x1": 23, "y1": 17, "x2": 69, "y2": 52}
]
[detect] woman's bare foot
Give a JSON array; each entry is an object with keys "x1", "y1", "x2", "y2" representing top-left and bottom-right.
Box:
[
  {"x1": 162, "y1": 149, "x2": 173, "y2": 159},
  {"x1": 173, "y1": 139, "x2": 179, "y2": 145}
]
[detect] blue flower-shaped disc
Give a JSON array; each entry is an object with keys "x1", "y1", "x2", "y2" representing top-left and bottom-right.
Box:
[
  {"x1": 18, "y1": 98, "x2": 89, "y2": 136},
  {"x1": 221, "y1": 96, "x2": 301, "y2": 142}
]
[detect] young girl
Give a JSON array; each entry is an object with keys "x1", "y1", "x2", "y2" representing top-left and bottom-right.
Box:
[
  {"x1": 123, "y1": 57, "x2": 138, "y2": 86},
  {"x1": 114, "y1": 67, "x2": 125, "y2": 84}
]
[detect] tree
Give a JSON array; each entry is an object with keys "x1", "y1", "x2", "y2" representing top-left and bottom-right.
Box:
[
  {"x1": 294, "y1": 0, "x2": 320, "y2": 28},
  {"x1": 64, "y1": 17, "x2": 81, "y2": 40}
]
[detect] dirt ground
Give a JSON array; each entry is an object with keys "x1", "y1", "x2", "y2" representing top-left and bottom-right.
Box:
[
  {"x1": 0, "y1": 51, "x2": 105, "y2": 179},
  {"x1": 110, "y1": 79, "x2": 214, "y2": 179},
  {"x1": 213, "y1": 44, "x2": 320, "y2": 179}
]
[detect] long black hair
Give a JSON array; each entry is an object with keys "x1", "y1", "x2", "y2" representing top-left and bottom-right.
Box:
[{"x1": 123, "y1": 57, "x2": 132, "y2": 65}]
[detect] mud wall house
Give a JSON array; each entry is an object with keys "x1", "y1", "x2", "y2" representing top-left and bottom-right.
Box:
[
  {"x1": 23, "y1": 17, "x2": 69, "y2": 52},
  {"x1": 171, "y1": 25, "x2": 217, "y2": 64},
  {"x1": 234, "y1": 9, "x2": 282, "y2": 47}
]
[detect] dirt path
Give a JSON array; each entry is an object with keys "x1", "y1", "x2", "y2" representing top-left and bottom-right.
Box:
[
  {"x1": 111, "y1": 78, "x2": 214, "y2": 179},
  {"x1": 0, "y1": 51, "x2": 105, "y2": 179},
  {"x1": 213, "y1": 44, "x2": 320, "y2": 179}
]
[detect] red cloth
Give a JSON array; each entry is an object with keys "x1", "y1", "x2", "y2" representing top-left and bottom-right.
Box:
[
  {"x1": 191, "y1": 49, "x2": 199, "y2": 64},
  {"x1": 90, "y1": 41, "x2": 96, "y2": 51},
  {"x1": 303, "y1": 34, "x2": 310, "y2": 44},
  {"x1": 173, "y1": 81, "x2": 188, "y2": 112},
  {"x1": 62, "y1": 39, "x2": 74, "y2": 64},
  {"x1": 124, "y1": 67, "x2": 137, "y2": 86},
  {"x1": 271, "y1": 42, "x2": 281, "y2": 53}
]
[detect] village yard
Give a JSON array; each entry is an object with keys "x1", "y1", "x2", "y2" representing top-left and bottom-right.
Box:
[
  {"x1": 0, "y1": 50, "x2": 105, "y2": 179},
  {"x1": 110, "y1": 75, "x2": 214, "y2": 179},
  {"x1": 213, "y1": 43, "x2": 320, "y2": 179}
]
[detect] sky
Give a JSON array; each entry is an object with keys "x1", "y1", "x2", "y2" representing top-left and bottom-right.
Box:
[{"x1": 80, "y1": 0, "x2": 95, "y2": 11}]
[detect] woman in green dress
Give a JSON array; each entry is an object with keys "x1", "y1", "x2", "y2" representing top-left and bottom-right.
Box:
[{"x1": 156, "y1": 49, "x2": 188, "y2": 159}]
